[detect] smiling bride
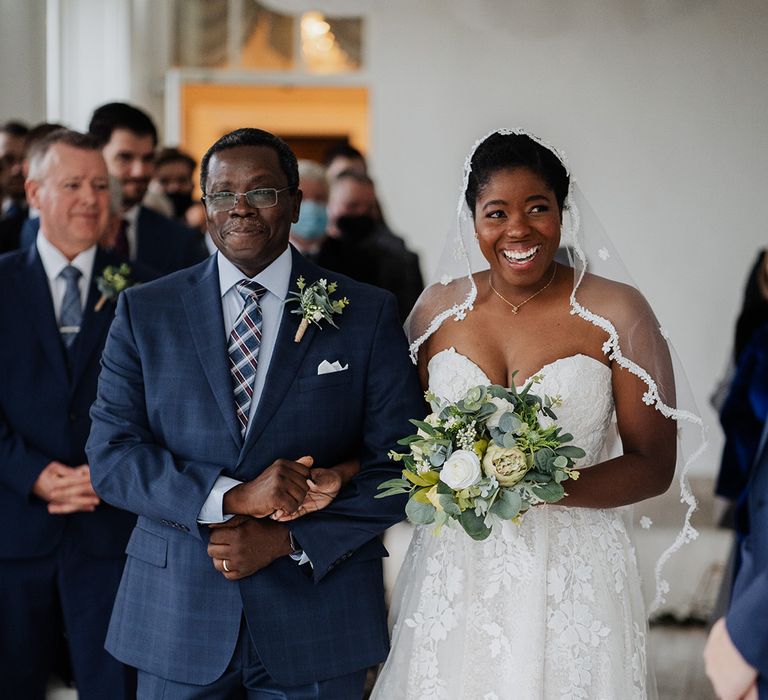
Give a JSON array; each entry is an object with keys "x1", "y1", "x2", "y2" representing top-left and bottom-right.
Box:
[{"x1": 369, "y1": 130, "x2": 704, "y2": 699}]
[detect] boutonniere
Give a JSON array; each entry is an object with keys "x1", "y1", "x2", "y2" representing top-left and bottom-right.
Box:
[
  {"x1": 286, "y1": 276, "x2": 350, "y2": 343},
  {"x1": 94, "y1": 264, "x2": 136, "y2": 311}
]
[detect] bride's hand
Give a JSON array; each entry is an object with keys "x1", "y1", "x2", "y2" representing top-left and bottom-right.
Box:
[{"x1": 271, "y1": 467, "x2": 343, "y2": 521}]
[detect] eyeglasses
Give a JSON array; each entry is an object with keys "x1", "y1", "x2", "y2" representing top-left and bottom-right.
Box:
[{"x1": 202, "y1": 187, "x2": 292, "y2": 213}]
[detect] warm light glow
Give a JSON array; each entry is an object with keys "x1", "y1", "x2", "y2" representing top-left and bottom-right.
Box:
[{"x1": 300, "y1": 11, "x2": 357, "y2": 74}]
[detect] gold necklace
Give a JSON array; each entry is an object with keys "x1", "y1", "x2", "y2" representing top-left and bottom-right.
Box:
[{"x1": 488, "y1": 264, "x2": 558, "y2": 315}]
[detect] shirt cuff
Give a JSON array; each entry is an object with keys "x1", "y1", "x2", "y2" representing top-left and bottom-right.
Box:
[
  {"x1": 197, "y1": 476, "x2": 242, "y2": 523},
  {"x1": 288, "y1": 530, "x2": 312, "y2": 567}
]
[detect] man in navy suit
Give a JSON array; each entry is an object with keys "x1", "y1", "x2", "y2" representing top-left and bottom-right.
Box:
[
  {"x1": 86, "y1": 128, "x2": 424, "y2": 698},
  {"x1": 705, "y1": 417, "x2": 768, "y2": 699},
  {"x1": 87, "y1": 102, "x2": 207, "y2": 275},
  {"x1": 0, "y1": 129, "x2": 136, "y2": 699}
]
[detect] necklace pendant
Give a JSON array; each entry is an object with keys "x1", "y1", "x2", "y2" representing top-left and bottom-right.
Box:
[{"x1": 510, "y1": 306, "x2": 519, "y2": 315}]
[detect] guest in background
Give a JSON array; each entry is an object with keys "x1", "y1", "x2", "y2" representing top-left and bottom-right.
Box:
[
  {"x1": 88, "y1": 102, "x2": 207, "y2": 275},
  {"x1": 323, "y1": 143, "x2": 367, "y2": 181},
  {"x1": 289, "y1": 159, "x2": 328, "y2": 259},
  {"x1": 705, "y1": 413, "x2": 768, "y2": 699},
  {"x1": 318, "y1": 170, "x2": 423, "y2": 322},
  {"x1": 149, "y1": 146, "x2": 197, "y2": 221},
  {"x1": 0, "y1": 120, "x2": 29, "y2": 221},
  {"x1": 0, "y1": 129, "x2": 136, "y2": 699}
]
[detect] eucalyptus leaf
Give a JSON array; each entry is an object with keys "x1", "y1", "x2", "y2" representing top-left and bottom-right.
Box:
[
  {"x1": 439, "y1": 495, "x2": 462, "y2": 517},
  {"x1": 502, "y1": 432, "x2": 518, "y2": 449},
  {"x1": 406, "y1": 498, "x2": 436, "y2": 524},
  {"x1": 429, "y1": 450, "x2": 446, "y2": 467},
  {"x1": 553, "y1": 455, "x2": 568, "y2": 469},
  {"x1": 459, "y1": 509, "x2": 492, "y2": 540},
  {"x1": 374, "y1": 487, "x2": 409, "y2": 499},
  {"x1": 532, "y1": 482, "x2": 566, "y2": 503},
  {"x1": 556, "y1": 445, "x2": 586, "y2": 459},
  {"x1": 490, "y1": 489, "x2": 522, "y2": 520}
]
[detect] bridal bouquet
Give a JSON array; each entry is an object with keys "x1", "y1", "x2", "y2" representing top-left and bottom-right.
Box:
[{"x1": 377, "y1": 376, "x2": 585, "y2": 540}]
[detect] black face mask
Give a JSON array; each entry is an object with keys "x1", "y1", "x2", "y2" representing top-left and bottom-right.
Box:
[
  {"x1": 167, "y1": 191, "x2": 194, "y2": 219},
  {"x1": 336, "y1": 215, "x2": 377, "y2": 241}
]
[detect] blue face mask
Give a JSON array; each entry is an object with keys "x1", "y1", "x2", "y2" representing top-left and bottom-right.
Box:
[{"x1": 292, "y1": 200, "x2": 328, "y2": 240}]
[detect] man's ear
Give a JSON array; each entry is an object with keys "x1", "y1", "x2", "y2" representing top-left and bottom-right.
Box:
[
  {"x1": 292, "y1": 189, "x2": 303, "y2": 224},
  {"x1": 25, "y1": 178, "x2": 41, "y2": 210}
]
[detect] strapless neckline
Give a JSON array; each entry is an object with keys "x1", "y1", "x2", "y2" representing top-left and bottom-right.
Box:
[{"x1": 427, "y1": 347, "x2": 610, "y2": 388}]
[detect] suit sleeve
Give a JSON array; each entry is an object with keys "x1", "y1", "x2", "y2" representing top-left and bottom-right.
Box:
[
  {"x1": 86, "y1": 292, "x2": 222, "y2": 540},
  {"x1": 289, "y1": 293, "x2": 424, "y2": 582},
  {"x1": 0, "y1": 408, "x2": 53, "y2": 497}
]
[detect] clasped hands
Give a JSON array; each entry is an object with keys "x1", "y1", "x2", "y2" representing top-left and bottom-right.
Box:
[
  {"x1": 207, "y1": 456, "x2": 345, "y2": 581},
  {"x1": 32, "y1": 461, "x2": 100, "y2": 514}
]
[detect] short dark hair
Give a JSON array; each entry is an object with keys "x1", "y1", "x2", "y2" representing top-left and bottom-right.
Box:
[
  {"x1": 27, "y1": 129, "x2": 102, "y2": 179},
  {"x1": 25, "y1": 122, "x2": 66, "y2": 150},
  {"x1": 199, "y1": 128, "x2": 298, "y2": 193},
  {"x1": 323, "y1": 143, "x2": 365, "y2": 168},
  {"x1": 155, "y1": 147, "x2": 196, "y2": 171},
  {"x1": 332, "y1": 170, "x2": 375, "y2": 188},
  {"x1": 0, "y1": 120, "x2": 30, "y2": 138},
  {"x1": 88, "y1": 102, "x2": 158, "y2": 147},
  {"x1": 465, "y1": 132, "x2": 570, "y2": 216}
]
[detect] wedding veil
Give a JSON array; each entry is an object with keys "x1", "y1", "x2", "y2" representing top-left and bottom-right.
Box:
[{"x1": 405, "y1": 128, "x2": 708, "y2": 613}]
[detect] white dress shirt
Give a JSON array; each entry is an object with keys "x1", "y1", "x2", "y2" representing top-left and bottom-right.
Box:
[
  {"x1": 36, "y1": 230, "x2": 96, "y2": 319},
  {"x1": 197, "y1": 247, "x2": 291, "y2": 523}
]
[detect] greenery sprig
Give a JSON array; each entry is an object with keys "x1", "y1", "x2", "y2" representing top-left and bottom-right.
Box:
[
  {"x1": 94, "y1": 264, "x2": 134, "y2": 312},
  {"x1": 285, "y1": 276, "x2": 350, "y2": 343}
]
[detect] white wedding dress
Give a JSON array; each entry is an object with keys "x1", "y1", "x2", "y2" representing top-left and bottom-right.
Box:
[{"x1": 371, "y1": 348, "x2": 655, "y2": 700}]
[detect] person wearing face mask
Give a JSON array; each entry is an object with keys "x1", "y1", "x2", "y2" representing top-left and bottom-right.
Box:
[
  {"x1": 149, "y1": 147, "x2": 197, "y2": 220},
  {"x1": 289, "y1": 159, "x2": 328, "y2": 260},
  {"x1": 318, "y1": 170, "x2": 423, "y2": 322}
]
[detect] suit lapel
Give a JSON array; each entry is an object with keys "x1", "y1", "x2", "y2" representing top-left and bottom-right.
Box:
[
  {"x1": 70, "y1": 249, "x2": 121, "y2": 388},
  {"x1": 183, "y1": 256, "x2": 243, "y2": 448},
  {"x1": 16, "y1": 246, "x2": 70, "y2": 384},
  {"x1": 239, "y1": 250, "x2": 319, "y2": 462}
]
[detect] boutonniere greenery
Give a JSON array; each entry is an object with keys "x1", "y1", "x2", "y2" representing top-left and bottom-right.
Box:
[
  {"x1": 94, "y1": 264, "x2": 135, "y2": 311},
  {"x1": 286, "y1": 276, "x2": 349, "y2": 343}
]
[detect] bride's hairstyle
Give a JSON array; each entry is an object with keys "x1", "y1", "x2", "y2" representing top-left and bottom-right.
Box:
[
  {"x1": 407, "y1": 128, "x2": 707, "y2": 615},
  {"x1": 465, "y1": 132, "x2": 570, "y2": 215}
]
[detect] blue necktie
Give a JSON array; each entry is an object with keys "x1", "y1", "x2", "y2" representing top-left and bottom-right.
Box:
[
  {"x1": 59, "y1": 265, "x2": 82, "y2": 352},
  {"x1": 228, "y1": 281, "x2": 267, "y2": 437}
]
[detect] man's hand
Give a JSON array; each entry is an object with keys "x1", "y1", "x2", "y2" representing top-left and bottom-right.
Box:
[
  {"x1": 223, "y1": 456, "x2": 312, "y2": 518},
  {"x1": 704, "y1": 617, "x2": 758, "y2": 700},
  {"x1": 207, "y1": 516, "x2": 291, "y2": 580},
  {"x1": 271, "y1": 467, "x2": 343, "y2": 522},
  {"x1": 32, "y1": 462, "x2": 100, "y2": 514}
]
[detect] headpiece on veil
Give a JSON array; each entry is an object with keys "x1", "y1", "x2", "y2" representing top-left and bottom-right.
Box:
[{"x1": 405, "y1": 128, "x2": 708, "y2": 613}]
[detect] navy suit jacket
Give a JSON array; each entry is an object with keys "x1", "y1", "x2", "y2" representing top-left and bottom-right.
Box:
[
  {"x1": 19, "y1": 206, "x2": 207, "y2": 276},
  {"x1": 86, "y1": 247, "x2": 424, "y2": 686},
  {"x1": 0, "y1": 245, "x2": 136, "y2": 559},
  {"x1": 727, "y1": 417, "x2": 768, "y2": 692}
]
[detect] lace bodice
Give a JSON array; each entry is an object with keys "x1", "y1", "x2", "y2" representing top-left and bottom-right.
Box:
[{"x1": 427, "y1": 348, "x2": 614, "y2": 467}]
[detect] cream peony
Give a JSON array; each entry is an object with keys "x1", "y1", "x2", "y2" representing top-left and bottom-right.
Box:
[
  {"x1": 440, "y1": 450, "x2": 482, "y2": 490},
  {"x1": 486, "y1": 397, "x2": 516, "y2": 429},
  {"x1": 482, "y1": 443, "x2": 529, "y2": 486}
]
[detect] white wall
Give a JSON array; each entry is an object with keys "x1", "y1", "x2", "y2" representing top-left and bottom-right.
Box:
[
  {"x1": 0, "y1": 0, "x2": 46, "y2": 123},
  {"x1": 367, "y1": 0, "x2": 768, "y2": 473}
]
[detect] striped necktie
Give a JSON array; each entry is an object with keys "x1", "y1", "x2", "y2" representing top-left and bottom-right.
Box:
[
  {"x1": 59, "y1": 265, "x2": 82, "y2": 352},
  {"x1": 228, "y1": 280, "x2": 267, "y2": 437}
]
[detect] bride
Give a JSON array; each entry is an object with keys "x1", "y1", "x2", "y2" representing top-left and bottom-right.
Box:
[{"x1": 368, "y1": 130, "x2": 691, "y2": 700}]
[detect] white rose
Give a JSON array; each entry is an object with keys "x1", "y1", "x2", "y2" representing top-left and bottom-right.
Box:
[
  {"x1": 440, "y1": 449, "x2": 482, "y2": 490},
  {"x1": 486, "y1": 397, "x2": 515, "y2": 429}
]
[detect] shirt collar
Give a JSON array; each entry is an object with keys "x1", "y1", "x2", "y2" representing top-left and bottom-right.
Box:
[
  {"x1": 217, "y1": 246, "x2": 292, "y2": 302},
  {"x1": 123, "y1": 204, "x2": 140, "y2": 225},
  {"x1": 36, "y1": 230, "x2": 97, "y2": 282}
]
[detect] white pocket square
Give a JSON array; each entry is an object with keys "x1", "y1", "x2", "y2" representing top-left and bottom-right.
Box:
[{"x1": 317, "y1": 360, "x2": 349, "y2": 375}]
